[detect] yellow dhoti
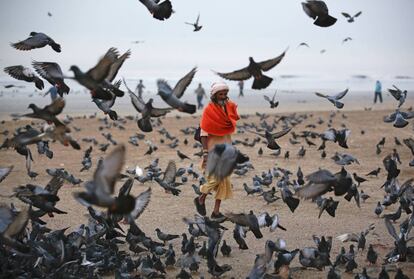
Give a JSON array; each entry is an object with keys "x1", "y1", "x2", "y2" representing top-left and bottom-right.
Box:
[{"x1": 200, "y1": 175, "x2": 233, "y2": 200}]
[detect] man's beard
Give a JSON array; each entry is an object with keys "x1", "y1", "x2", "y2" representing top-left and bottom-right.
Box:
[{"x1": 218, "y1": 99, "x2": 227, "y2": 106}]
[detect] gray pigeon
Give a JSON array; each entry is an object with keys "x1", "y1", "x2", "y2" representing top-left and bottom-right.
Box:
[
  {"x1": 69, "y1": 47, "x2": 124, "y2": 100},
  {"x1": 124, "y1": 78, "x2": 172, "y2": 132},
  {"x1": 157, "y1": 67, "x2": 197, "y2": 114},
  {"x1": 32, "y1": 61, "x2": 69, "y2": 96},
  {"x1": 11, "y1": 32, "x2": 61, "y2": 52},
  {"x1": 205, "y1": 144, "x2": 249, "y2": 182},
  {"x1": 74, "y1": 145, "x2": 136, "y2": 214},
  {"x1": 315, "y1": 88, "x2": 348, "y2": 109},
  {"x1": 185, "y1": 13, "x2": 202, "y2": 31},
  {"x1": 215, "y1": 51, "x2": 286, "y2": 90},
  {"x1": 388, "y1": 85, "x2": 407, "y2": 107},
  {"x1": 341, "y1": 11, "x2": 362, "y2": 23},
  {"x1": 4, "y1": 65, "x2": 44, "y2": 90}
]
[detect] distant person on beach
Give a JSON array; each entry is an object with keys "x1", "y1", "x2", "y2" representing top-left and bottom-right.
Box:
[
  {"x1": 193, "y1": 81, "x2": 240, "y2": 220},
  {"x1": 238, "y1": 80, "x2": 244, "y2": 97},
  {"x1": 374, "y1": 80, "x2": 383, "y2": 104},
  {"x1": 135, "y1": 79, "x2": 145, "y2": 98},
  {"x1": 43, "y1": 86, "x2": 58, "y2": 101},
  {"x1": 194, "y1": 83, "x2": 207, "y2": 109}
]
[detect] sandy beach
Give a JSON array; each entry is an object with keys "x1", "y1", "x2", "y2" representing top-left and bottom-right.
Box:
[{"x1": 1, "y1": 100, "x2": 414, "y2": 278}]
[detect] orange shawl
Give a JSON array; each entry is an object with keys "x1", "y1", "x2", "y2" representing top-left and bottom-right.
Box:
[{"x1": 200, "y1": 101, "x2": 240, "y2": 136}]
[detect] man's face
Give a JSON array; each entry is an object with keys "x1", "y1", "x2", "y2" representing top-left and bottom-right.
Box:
[{"x1": 216, "y1": 90, "x2": 228, "y2": 101}]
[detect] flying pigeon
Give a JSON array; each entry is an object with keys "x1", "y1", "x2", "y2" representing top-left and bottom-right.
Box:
[
  {"x1": 215, "y1": 50, "x2": 286, "y2": 90},
  {"x1": 11, "y1": 32, "x2": 61, "y2": 52},
  {"x1": 4, "y1": 65, "x2": 44, "y2": 90}
]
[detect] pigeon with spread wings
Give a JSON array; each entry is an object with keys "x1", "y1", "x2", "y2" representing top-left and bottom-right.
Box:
[
  {"x1": 154, "y1": 160, "x2": 181, "y2": 196},
  {"x1": 341, "y1": 11, "x2": 362, "y2": 23},
  {"x1": 32, "y1": 61, "x2": 70, "y2": 96},
  {"x1": 215, "y1": 50, "x2": 286, "y2": 90},
  {"x1": 124, "y1": 78, "x2": 172, "y2": 132},
  {"x1": 247, "y1": 127, "x2": 291, "y2": 150},
  {"x1": 263, "y1": 91, "x2": 279, "y2": 108},
  {"x1": 206, "y1": 144, "x2": 249, "y2": 182},
  {"x1": 388, "y1": 85, "x2": 407, "y2": 108},
  {"x1": 92, "y1": 49, "x2": 131, "y2": 120},
  {"x1": 11, "y1": 32, "x2": 61, "y2": 52},
  {"x1": 138, "y1": 0, "x2": 173, "y2": 21},
  {"x1": 23, "y1": 98, "x2": 65, "y2": 126},
  {"x1": 185, "y1": 13, "x2": 202, "y2": 31},
  {"x1": 74, "y1": 145, "x2": 136, "y2": 214},
  {"x1": 4, "y1": 65, "x2": 44, "y2": 90},
  {"x1": 315, "y1": 88, "x2": 348, "y2": 109},
  {"x1": 69, "y1": 47, "x2": 124, "y2": 100},
  {"x1": 157, "y1": 67, "x2": 197, "y2": 114}
]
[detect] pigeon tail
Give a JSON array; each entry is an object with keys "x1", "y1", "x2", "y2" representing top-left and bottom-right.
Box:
[
  {"x1": 314, "y1": 15, "x2": 337, "y2": 27},
  {"x1": 50, "y1": 42, "x2": 61, "y2": 53},
  {"x1": 252, "y1": 75, "x2": 272, "y2": 90},
  {"x1": 69, "y1": 140, "x2": 81, "y2": 150},
  {"x1": 108, "y1": 110, "x2": 118, "y2": 121},
  {"x1": 251, "y1": 228, "x2": 263, "y2": 239},
  {"x1": 285, "y1": 196, "x2": 300, "y2": 213},
  {"x1": 394, "y1": 117, "x2": 408, "y2": 128},
  {"x1": 267, "y1": 141, "x2": 281, "y2": 150},
  {"x1": 137, "y1": 118, "x2": 153, "y2": 132},
  {"x1": 181, "y1": 103, "x2": 197, "y2": 114},
  {"x1": 334, "y1": 101, "x2": 344, "y2": 109}
]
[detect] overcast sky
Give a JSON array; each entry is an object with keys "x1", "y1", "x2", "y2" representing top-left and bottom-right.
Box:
[{"x1": 0, "y1": 0, "x2": 413, "y2": 84}]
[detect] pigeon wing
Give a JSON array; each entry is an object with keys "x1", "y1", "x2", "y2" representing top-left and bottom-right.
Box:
[
  {"x1": 130, "y1": 187, "x2": 151, "y2": 220},
  {"x1": 225, "y1": 212, "x2": 250, "y2": 227},
  {"x1": 388, "y1": 88, "x2": 402, "y2": 100},
  {"x1": 3, "y1": 206, "x2": 29, "y2": 238},
  {"x1": 11, "y1": 35, "x2": 45, "y2": 51},
  {"x1": 0, "y1": 166, "x2": 13, "y2": 184},
  {"x1": 87, "y1": 47, "x2": 119, "y2": 82},
  {"x1": 315, "y1": 92, "x2": 328, "y2": 98},
  {"x1": 258, "y1": 51, "x2": 286, "y2": 72},
  {"x1": 354, "y1": 11, "x2": 362, "y2": 18},
  {"x1": 44, "y1": 98, "x2": 65, "y2": 115},
  {"x1": 341, "y1": 12, "x2": 351, "y2": 19},
  {"x1": 162, "y1": 160, "x2": 176, "y2": 184},
  {"x1": 334, "y1": 88, "x2": 348, "y2": 100},
  {"x1": 32, "y1": 61, "x2": 64, "y2": 83},
  {"x1": 4, "y1": 66, "x2": 36, "y2": 83},
  {"x1": 44, "y1": 176, "x2": 64, "y2": 196},
  {"x1": 106, "y1": 50, "x2": 131, "y2": 82},
  {"x1": 215, "y1": 67, "x2": 252, "y2": 81},
  {"x1": 295, "y1": 183, "x2": 330, "y2": 199},
  {"x1": 150, "y1": 107, "x2": 173, "y2": 117},
  {"x1": 123, "y1": 78, "x2": 146, "y2": 112},
  {"x1": 173, "y1": 67, "x2": 197, "y2": 98},
  {"x1": 384, "y1": 218, "x2": 399, "y2": 240},
  {"x1": 93, "y1": 145, "x2": 125, "y2": 195},
  {"x1": 270, "y1": 127, "x2": 292, "y2": 139}
]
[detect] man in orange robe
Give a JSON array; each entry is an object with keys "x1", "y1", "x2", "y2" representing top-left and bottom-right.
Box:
[{"x1": 193, "y1": 81, "x2": 240, "y2": 220}]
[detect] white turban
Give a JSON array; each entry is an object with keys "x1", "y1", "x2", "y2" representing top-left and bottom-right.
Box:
[{"x1": 210, "y1": 81, "x2": 229, "y2": 96}]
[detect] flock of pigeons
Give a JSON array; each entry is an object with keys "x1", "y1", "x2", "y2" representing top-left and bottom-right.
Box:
[{"x1": 1, "y1": 0, "x2": 413, "y2": 278}]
